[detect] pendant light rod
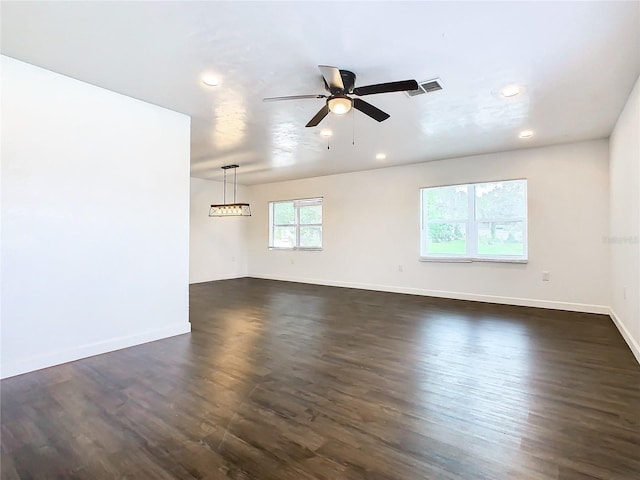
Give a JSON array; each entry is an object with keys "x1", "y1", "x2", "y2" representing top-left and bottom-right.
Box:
[
  {"x1": 221, "y1": 164, "x2": 239, "y2": 204},
  {"x1": 223, "y1": 168, "x2": 227, "y2": 204}
]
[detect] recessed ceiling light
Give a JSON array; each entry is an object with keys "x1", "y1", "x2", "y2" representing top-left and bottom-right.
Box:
[
  {"x1": 518, "y1": 130, "x2": 534, "y2": 139},
  {"x1": 201, "y1": 74, "x2": 220, "y2": 87},
  {"x1": 320, "y1": 129, "x2": 332, "y2": 137},
  {"x1": 500, "y1": 84, "x2": 521, "y2": 97},
  {"x1": 375, "y1": 153, "x2": 386, "y2": 160}
]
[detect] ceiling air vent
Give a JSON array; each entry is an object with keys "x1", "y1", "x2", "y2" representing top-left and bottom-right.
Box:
[
  {"x1": 406, "y1": 87, "x2": 425, "y2": 97},
  {"x1": 406, "y1": 78, "x2": 443, "y2": 97},
  {"x1": 420, "y1": 79, "x2": 443, "y2": 92}
]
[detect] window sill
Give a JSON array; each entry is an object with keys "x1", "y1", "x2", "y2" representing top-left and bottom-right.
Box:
[{"x1": 420, "y1": 257, "x2": 528, "y2": 264}]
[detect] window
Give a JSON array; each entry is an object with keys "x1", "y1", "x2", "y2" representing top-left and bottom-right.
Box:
[
  {"x1": 420, "y1": 179, "x2": 527, "y2": 262},
  {"x1": 269, "y1": 197, "x2": 323, "y2": 250}
]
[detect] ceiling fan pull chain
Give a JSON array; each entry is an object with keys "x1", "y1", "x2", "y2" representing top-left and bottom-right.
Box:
[{"x1": 352, "y1": 109, "x2": 356, "y2": 146}]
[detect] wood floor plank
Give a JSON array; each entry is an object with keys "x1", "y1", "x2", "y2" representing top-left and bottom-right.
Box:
[{"x1": 2, "y1": 278, "x2": 639, "y2": 479}]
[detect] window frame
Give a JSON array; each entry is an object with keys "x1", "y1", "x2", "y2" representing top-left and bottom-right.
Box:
[
  {"x1": 420, "y1": 179, "x2": 528, "y2": 263},
  {"x1": 269, "y1": 197, "x2": 323, "y2": 251}
]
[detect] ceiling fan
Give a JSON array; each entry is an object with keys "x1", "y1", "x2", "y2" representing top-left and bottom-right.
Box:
[{"x1": 263, "y1": 65, "x2": 418, "y2": 127}]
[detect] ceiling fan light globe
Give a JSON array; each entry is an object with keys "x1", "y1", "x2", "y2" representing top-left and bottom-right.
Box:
[{"x1": 328, "y1": 96, "x2": 352, "y2": 115}]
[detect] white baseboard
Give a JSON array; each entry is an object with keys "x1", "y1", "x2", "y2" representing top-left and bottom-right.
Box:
[
  {"x1": 609, "y1": 308, "x2": 640, "y2": 365},
  {"x1": 189, "y1": 273, "x2": 246, "y2": 285},
  {"x1": 0, "y1": 322, "x2": 191, "y2": 379},
  {"x1": 250, "y1": 274, "x2": 610, "y2": 315}
]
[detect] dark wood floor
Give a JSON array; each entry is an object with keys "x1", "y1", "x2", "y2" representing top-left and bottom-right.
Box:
[{"x1": 2, "y1": 278, "x2": 639, "y2": 479}]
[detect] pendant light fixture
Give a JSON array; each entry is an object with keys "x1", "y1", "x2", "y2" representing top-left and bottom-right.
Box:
[{"x1": 209, "y1": 164, "x2": 251, "y2": 217}]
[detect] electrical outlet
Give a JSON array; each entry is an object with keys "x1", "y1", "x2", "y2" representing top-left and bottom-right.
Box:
[
  {"x1": 542, "y1": 271, "x2": 550, "y2": 282},
  {"x1": 231, "y1": 256, "x2": 236, "y2": 262},
  {"x1": 290, "y1": 258, "x2": 295, "y2": 265},
  {"x1": 398, "y1": 265, "x2": 403, "y2": 272}
]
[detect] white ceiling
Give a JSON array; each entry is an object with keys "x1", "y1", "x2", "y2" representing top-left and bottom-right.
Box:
[{"x1": 2, "y1": 1, "x2": 639, "y2": 185}]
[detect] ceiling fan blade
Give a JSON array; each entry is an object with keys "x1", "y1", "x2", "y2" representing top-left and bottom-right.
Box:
[
  {"x1": 353, "y1": 79, "x2": 419, "y2": 96},
  {"x1": 353, "y1": 98, "x2": 390, "y2": 122},
  {"x1": 263, "y1": 94, "x2": 326, "y2": 102},
  {"x1": 318, "y1": 65, "x2": 344, "y2": 91},
  {"x1": 305, "y1": 104, "x2": 330, "y2": 127}
]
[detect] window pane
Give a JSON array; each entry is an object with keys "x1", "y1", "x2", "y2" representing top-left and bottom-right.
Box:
[
  {"x1": 423, "y1": 185, "x2": 468, "y2": 221},
  {"x1": 477, "y1": 221, "x2": 524, "y2": 256},
  {"x1": 475, "y1": 180, "x2": 526, "y2": 220},
  {"x1": 273, "y1": 226, "x2": 296, "y2": 248},
  {"x1": 299, "y1": 205, "x2": 322, "y2": 224},
  {"x1": 426, "y1": 223, "x2": 466, "y2": 255},
  {"x1": 299, "y1": 226, "x2": 322, "y2": 248},
  {"x1": 273, "y1": 202, "x2": 295, "y2": 225}
]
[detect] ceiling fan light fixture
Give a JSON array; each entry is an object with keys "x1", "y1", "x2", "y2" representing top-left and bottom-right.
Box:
[{"x1": 327, "y1": 96, "x2": 352, "y2": 115}]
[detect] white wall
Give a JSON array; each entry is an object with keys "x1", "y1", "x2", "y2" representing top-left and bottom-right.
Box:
[
  {"x1": 609, "y1": 74, "x2": 640, "y2": 363},
  {"x1": 248, "y1": 140, "x2": 610, "y2": 313},
  {"x1": 190, "y1": 177, "x2": 249, "y2": 283},
  {"x1": 1, "y1": 56, "x2": 191, "y2": 378}
]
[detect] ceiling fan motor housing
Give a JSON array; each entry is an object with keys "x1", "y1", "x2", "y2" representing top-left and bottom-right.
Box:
[
  {"x1": 323, "y1": 70, "x2": 356, "y2": 94},
  {"x1": 339, "y1": 70, "x2": 356, "y2": 93}
]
